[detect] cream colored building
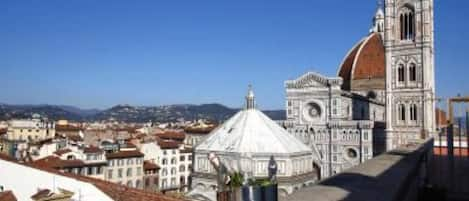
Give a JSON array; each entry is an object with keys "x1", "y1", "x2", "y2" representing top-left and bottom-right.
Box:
[
  {"x1": 7, "y1": 119, "x2": 55, "y2": 142},
  {"x1": 105, "y1": 149, "x2": 145, "y2": 189}
]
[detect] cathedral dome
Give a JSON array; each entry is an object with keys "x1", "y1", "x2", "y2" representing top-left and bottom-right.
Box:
[
  {"x1": 337, "y1": 32, "x2": 385, "y2": 91},
  {"x1": 190, "y1": 86, "x2": 315, "y2": 200},
  {"x1": 196, "y1": 108, "x2": 311, "y2": 155},
  {"x1": 196, "y1": 87, "x2": 311, "y2": 155}
]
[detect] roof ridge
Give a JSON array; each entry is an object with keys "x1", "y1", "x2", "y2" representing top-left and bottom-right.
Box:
[{"x1": 351, "y1": 33, "x2": 378, "y2": 80}]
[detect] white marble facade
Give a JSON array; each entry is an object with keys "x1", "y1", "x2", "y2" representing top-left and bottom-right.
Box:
[
  {"x1": 384, "y1": 0, "x2": 436, "y2": 150},
  {"x1": 189, "y1": 88, "x2": 315, "y2": 201},
  {"x1": 283, "y1": 72, "x2": 384, "y2": 179},
  {"x1": 283, "y1": 0, "x2": 436, "y2": 179}
]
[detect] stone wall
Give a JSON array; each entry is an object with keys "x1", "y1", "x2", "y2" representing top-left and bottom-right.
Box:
[{"x1": 283, "y1": 138, "x2": 434, "y2": 201}]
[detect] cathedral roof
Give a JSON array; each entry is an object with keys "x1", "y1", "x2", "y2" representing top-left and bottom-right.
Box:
[
  {"x1": 337, "y1": 32, "x2": 385, "y2": 90},
  {"x1": 196, "y1": 87, "x2": 311, "y2": 156}
]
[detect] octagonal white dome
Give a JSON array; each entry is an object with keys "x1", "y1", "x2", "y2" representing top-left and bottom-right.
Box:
[{"x1": 196, "y1": 87, "x2": 312, "y2": 156}]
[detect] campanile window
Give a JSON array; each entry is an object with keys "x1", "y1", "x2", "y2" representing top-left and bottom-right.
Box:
[{"x1": 400, "y1": 6, "x2": 415, "y2": 41}]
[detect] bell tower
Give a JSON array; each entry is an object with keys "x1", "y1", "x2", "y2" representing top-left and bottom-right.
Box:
[{"x1": 384, "y1": 0, "x2": 436, "y2": 150}]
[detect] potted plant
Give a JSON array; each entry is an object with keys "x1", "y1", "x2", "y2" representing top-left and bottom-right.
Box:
[
  {"x1": 230, "y1": 172, "x2": 244, "y2": 201},
  {"x1": 238, "y1": 178, "x2": 277, "y2": 201}
]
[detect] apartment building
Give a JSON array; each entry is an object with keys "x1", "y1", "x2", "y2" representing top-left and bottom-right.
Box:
[
  {"x1": 105, "y1": 149, "x2": 145, "y2": 188},
  {"x1": 7, "y1": 118, "x2": 55, "y2": 142}
]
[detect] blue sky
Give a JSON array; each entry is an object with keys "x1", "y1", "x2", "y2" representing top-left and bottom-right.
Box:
[{"x1": 1, "y1": 0, "x2": 468, "y2": 110}]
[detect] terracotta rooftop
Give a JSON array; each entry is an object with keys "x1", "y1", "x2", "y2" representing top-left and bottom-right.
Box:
[
  {"x1": 156, "y1": 138, "x2": 181, "y2": 150},
  {"x1": 31, "y1": 189, "x2": 51, "y2": 200},
  {"x1": 53, "y1": 149, "x2": 72, "y2": 156},
  {"x1": 156, "y1": 131, "x2": 185, "y2": 141},
  {"x1": 435, "y1": 108, "x2": 448, "y2": 127},
  {"x1": 0, "y1": 153, "x2": 185, "y2": 201},
  {"x1": 184, "y1": 126, "x2": 216, "y2": 134},
  {"x1": 83, "y1": 146, "x2": 103, "y2": 154},
  {"x1": 106, "y1": 150, "x2": 144, "y2": 159},
  {"x1": 56, "y1": 125, "x2": 82, "y2": 132},
  {"x1": 0, "y1": 191, "x2": 17, "y2": 201},
  {"x1": 67, "y1": 135, "x2": 83, "y2": 142},
  {"x1": 144, "y1": 160, "x2": 160, "y2": 171},
  {"x1": 32, "y1": 156, "x2": 86, "y2": 169},
  {"x1": 338, "y1": 32, "x2": 385, "y2": 90}
]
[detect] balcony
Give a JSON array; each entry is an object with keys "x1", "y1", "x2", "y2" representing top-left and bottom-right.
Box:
[{"x1": 284, "y1": 138, "x2": 436, "y2": 201}]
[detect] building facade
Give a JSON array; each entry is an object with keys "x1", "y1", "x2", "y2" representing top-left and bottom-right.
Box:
[
  {"x1": 105, "y1": 150, "x2": 145, "y2": 188},
  {"x1": 284, "y1": 72, "x2": 382, "y2": 179},
  {"x1": 283, "y1": 0, "x2": 436, "y2": 179},
  {"x1": 384, "y1": 0, "x2": 436, "y2": 150},
  {"x1": 140, "y1": 139, "x2": 192, "y2": 192},
  {"x1": 6, "y1": 119, "x2": 55, "y2": 142}
]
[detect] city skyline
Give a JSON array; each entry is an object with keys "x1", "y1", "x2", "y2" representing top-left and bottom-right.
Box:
[{"x1": 1, "y1": 0, "x2": 468, "y2": 110}]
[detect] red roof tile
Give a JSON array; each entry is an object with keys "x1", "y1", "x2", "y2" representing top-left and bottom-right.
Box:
[
  {"x1": 53, "y1": 149, "x2": 72, "y2": 156},
  {"x1": 0, "y1": 191, "x2": 17, "y2": 201},
  {"x1": 106, "y1": 150, "x2": 144, "y2": 159},
  {"x1": 435, "y1": 108, "x2": 447, "y2": 126},
  {"x1": 83, "y1": 146, "x2": 103, "y2": 154},
  {"x1": 183, "y1": 127, "x2": 214, "y2": 134},
  {"x1": 144, "y1": 160, "x2": 160, "y2": 171},
  {"x1": 352, "y1": 33, "x2": 385, "y2": 80},
  {"x1": 0, "y1": 153, "x2": 185, "y2": 201},
  {"x1": 67, "y1": 135, "x2": 83, "y2": 142},
  {"x1": 156, "y1": 131, "x2": 185, "y2": 141},
  {"x1": 31, "y1": 189, "x2": 51, "y2": 200},
  {"x1": 339, "y1": 39, "x2": 364, "y2": 90},
  {"x1": 156, "y1": 138, "x2": 181, "y2": 150},
  {"x1": 32, "y1": 156, "x2": 86, "y2": 169},
  {"x1": 338, "y1": 32, "x2": 385, "y2": 90},
  {"x1": 56, "y1": 125, "x2": 82, "y2": 132}
]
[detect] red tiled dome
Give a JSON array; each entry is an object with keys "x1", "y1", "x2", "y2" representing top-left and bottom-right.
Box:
[{"x1": 338, "y1": 32, "x2": 385, "y2": 90}]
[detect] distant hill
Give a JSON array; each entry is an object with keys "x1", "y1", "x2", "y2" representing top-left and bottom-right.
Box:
[
  {"x1": 57, "y1": 105, "x2": 101, "y2": 117},
  {"x1": 0, "y1": 104, "x2": 83, "y2": 121},
  {"x1": 0, "y1": 103, "x2": 285, "y2": 123}
]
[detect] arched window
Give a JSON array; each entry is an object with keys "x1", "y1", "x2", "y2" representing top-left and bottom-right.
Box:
[
  {"x1": 399, "y1": 104, "x2": 406, "y2": 121},
  {"x1": 171, "y1": 167, "x2": 177, "y2": 175},
  {"x1": 400, "y1": 6, "x2": 415, "y2": 40},
  {"x1": 409, "y1": 63, "x2": 417, "y2": 82},
  {"x1": 410, "y1": 104, "x2": 418, "y2": 121},
  {"x1": 179, "y1": 165, "x2": 185, "y2": 172},
  {"x1": 171, "y1": 157, "x2": 176, "y2": 164},
  {"x1": 161, "y1": 168, "x2": 167, "y2": 176},
  {"x1": 162, "y1": 158, "x2": 167, "y2": 165},
  {"x1": 398, "y1": 64, "x2": 405, "y2": 82}
]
